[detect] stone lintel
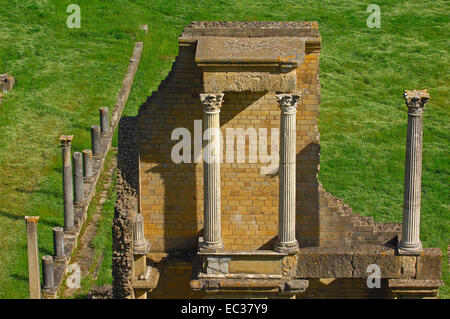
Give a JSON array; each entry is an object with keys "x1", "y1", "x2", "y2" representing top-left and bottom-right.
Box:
[
  {"x1": 202, "y1": 68, "x2": 297, "y2": 93},
  {"x1": 191, "y1": 277, "x2": 308, "y2": 295},
  {"x1": 195, "y1": 37, "x2": 305, "y2": 66}
]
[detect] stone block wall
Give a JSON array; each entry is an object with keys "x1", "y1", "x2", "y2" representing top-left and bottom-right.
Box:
[{"x1": 137, "y1": 42, "x2": 326, "y2": 251}]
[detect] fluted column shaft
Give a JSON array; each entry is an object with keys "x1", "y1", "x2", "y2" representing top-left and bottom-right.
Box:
[
  {"x1": 398, "y1": 90, "x2": 429, "y2": 255},
  {"x1": 200, "y1": 93, "x2": 224, "y2": 250},
  {"x1": 275, "y1": 94, "x2": 300, "y2": 253}
]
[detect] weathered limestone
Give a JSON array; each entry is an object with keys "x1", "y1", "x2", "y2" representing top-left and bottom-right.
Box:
[
  {"x1": 25, "y1": 216, "x2": 41, "y2": 299},
  {"x1": 100, "y1": 107, "x2": 109, "y2": 136},
  {"x1": 82, "y1": 149, "x2": 94, "y2": 182},
  {"x1": 275, "y1": 93, "x2": 301, "y2": 253},
  {"x1": 398, "y1": 90, "x2": 430, "y2": 256},
  {"x1": 73, "y1": 151, "x2": 84, "y2": 206},
  {"x1": 52, "y1": 227, "x2": 65, "y2": 260},
  {"x1": 60, "y1": 135, "x2": 75, "y2": 232},
  {"x1": 91, "y1": 125, "x2": 101, "y2": 156},
  {"x1": 200, "y1": 93, "x2": 224, "y2": 250},
  {"x1": 41, "y1": 256, "x2": 55, "y2": 293}
]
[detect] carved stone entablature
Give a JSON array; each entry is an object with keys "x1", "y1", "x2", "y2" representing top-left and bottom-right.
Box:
[
  {"x1": 200, "y1": 93, "x2": 224, "y2": 113},
  {"x1": 404, "y1": 90, "x2": 430, "y2": 116},
  {"x1": 276, "y1": 93, "x2": 301, "y2": 114},
  {"x1": 196, "y1": 37, "x2": 304, "y2": 93}
]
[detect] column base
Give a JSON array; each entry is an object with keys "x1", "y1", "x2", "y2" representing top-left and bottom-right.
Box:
[
  {"x1": 200, "y1": 241, "x2": 224, "y2": 251},
  {"x1": 398, "y1": 240, "x2": 423, "y2": 256},
  {"x1": 274, "y1": 239, "x2": 299, "y2": 254}
]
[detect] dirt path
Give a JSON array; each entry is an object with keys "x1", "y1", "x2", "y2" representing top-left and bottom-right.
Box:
[{"x1": 62, "y1": 153, "x2": 117, "y2": 298}]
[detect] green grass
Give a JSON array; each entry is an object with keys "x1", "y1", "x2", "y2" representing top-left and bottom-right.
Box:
[{"x1": 0, "y1": 0, "x2": 448, "y2": 298}]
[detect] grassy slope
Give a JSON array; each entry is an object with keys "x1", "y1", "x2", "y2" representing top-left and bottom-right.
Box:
[{"x1": 0, "y1": 0, "x2": 448, "y2": 298}]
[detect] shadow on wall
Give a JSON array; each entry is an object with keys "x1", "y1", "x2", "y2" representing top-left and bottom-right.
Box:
[{"x1": 141, "y1": 90, "x2": 264, "y2": 252}]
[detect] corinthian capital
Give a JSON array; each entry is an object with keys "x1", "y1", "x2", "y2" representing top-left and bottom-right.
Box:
[
  {"x1": 276, "y1": 93, "x2": 301, "y2": 114},
  {"x1": 404, "y1": 90, "x2": 430, "y2": 116},
  {"x1": 59, "y1": 135, "x2": 74, "y2": 148},
  {"x1": 200, "y1": 93, "x2": 224, "y2": 113}
]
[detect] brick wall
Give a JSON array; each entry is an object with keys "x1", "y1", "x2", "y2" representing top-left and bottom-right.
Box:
[{"x1": 137, "y1": 43, "x2": 325, "y2": 251}]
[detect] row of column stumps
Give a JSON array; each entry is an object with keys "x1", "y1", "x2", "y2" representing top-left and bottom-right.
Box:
[
  {"x1": 23, "y1": 106, "x2": 110, "y2": 298},
  {"x1": 60, "y1": 106, "x2": 109, "y2": 233},
  {"x1": 198, "y1": 93, "x2": 301, "y2": 253},
  {"x1": 398, "y1": 89, "x2": 430, "y2": 256},
  {"x1": 23, "y1": 41, "x2": 143, "y2": 299}
]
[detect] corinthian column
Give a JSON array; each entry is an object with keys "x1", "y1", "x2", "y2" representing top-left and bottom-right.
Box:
[
  {"x1": 398, "y1": 90, "x2": 430, "y2": 255},
  {"x1": 275, "y1": 93, "x2": 301, "y2": 253},
  {"x1": 200, "y1": 93, "x2": 224, "y2": 250}
]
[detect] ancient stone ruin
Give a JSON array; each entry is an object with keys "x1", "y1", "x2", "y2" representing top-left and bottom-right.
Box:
[
  {"x1": 112, "y1": 21, "x2": 442, "y2": 299},
  {"x1": 0, "y1": 73, "x2": 15, "y2": 105}
]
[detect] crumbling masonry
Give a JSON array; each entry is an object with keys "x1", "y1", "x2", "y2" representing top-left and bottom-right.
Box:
[{"x1": 113, "y1": 22, "x2": 443, "y2": 299}]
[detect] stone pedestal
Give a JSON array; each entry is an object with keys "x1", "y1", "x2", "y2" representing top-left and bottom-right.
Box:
[
  {"x1": 275, "y1": 94, "x2": 300, "y2": 253},
  {"x1": 200, "y1": 93, "x2": 224, "y2": 250},
  {"x1": 25, "y1": 216, "x2": 41, "y2": 299},
  {"x1": 398, "y1": 90, "x2": 429, "y2": 256}
]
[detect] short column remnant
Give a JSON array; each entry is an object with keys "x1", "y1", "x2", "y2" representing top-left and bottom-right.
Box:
[
  {"x1": 275, "y1": 93, "x2": 301, "y2": 254},
  {"x1": 398, "y1": 90, "x2": 430, "y2": 256},
  {"x1": 133, "y1": 213, "x2": 148, "y2": 252},
  {"x1": 60, "y1": 135, "x2": 75, "y2": 232},
  {"x1": 25, "y1": 216, "x2": 41, "y2": 299},
  {"x1": 100, "y1": 107, "x2": 109, "y2": 136},
  {"x1": 199, "y1": 93, "x2": 224, "y2": 250},
  {"x1": 73, "y1": 151, "x2": 84, "y2": 207},
  {"x1": 82, "y1": 149, "x2": 94, "y2": 182},
  {"x1": 41, "y1": 255, "x2": 56, "y2": 296},
  {"x1": 91, "y1": 125, "x2": 101, "y2": 157},
  {"x1": 0, "y1": 73, "x2": 15, "y2": 93},
  {"x1": 132, "y1": 213, "x2": 152, "y2": 299},
  {"x1": 52, "y1": 227, "x2": 65, "y2": 261}
]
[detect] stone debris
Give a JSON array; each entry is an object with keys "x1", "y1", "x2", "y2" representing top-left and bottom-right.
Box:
[{"x1": 0, "y1": 73, "x2": 14, "y2": 106}]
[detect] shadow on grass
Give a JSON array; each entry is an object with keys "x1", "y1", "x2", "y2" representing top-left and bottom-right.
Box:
[
  {"x1": 9, "y1": 273, "x2": 28, "y2": 284},
  {"x1": 0, "y1": 210, "x2": 60, "y2": 228},
  {"x1": 14, "y1": 187, "x2": 60, "y2": 198}
]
